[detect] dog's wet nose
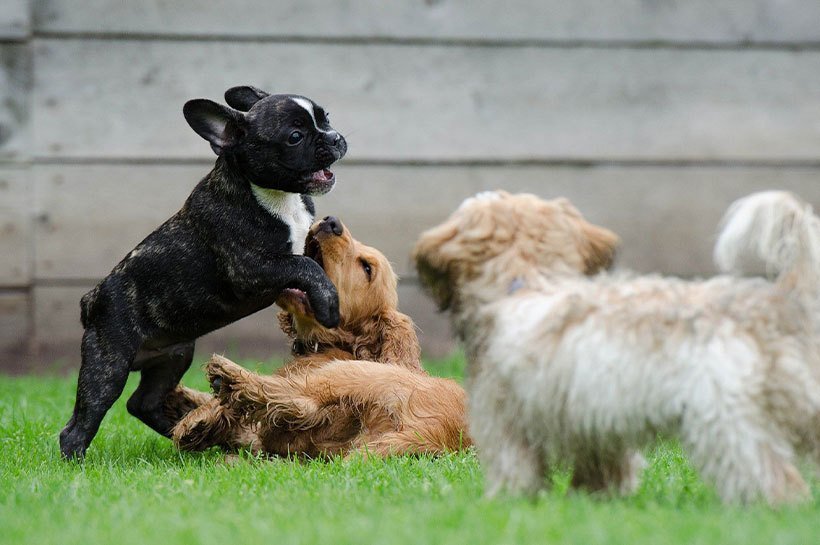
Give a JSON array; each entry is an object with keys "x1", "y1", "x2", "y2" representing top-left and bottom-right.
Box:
[
  {"x1": 323, "y1": 131, "x2": 341, "y2": 146},
  {"x1": 321, "y1": 216, "x2": 343, "y2": 236}
]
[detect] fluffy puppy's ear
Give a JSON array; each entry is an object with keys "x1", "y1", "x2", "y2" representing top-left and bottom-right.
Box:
[
  {"x1": 413, "y1": 221, "x2": 460, "y2": 310},
  {"x1": 376, "y1": 312, "x2": 422, "y2": 371},
  {"x1": 580, "y1": 222, "x2": 620, "y2": 274}
]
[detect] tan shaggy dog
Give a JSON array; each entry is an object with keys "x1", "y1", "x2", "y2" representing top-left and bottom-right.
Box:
[
  {"x1": 413, "y1": 190, "x2": 820, "y2": 504},
  {"x1": 166, "y1": 217, "x2": 470, "y2": 457}
]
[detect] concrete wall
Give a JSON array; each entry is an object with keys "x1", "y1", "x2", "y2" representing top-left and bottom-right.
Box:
[{"x1": 2, "y1": 1, "x2": 820, "y2": 371}]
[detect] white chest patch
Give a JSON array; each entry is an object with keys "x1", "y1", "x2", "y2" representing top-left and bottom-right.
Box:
[{"x1": 251, "y1": 186, "x2": 313, "y2": 254}]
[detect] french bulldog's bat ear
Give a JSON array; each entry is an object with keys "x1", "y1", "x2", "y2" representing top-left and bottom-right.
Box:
[
  {"x1": 183, "y1": 99, "x2": 246, "y2": 155},
  {"x1": 224, "y1": 86, "x2": 270, "y2": 112}
]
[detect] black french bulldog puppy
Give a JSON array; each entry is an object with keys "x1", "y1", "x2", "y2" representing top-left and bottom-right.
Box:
[{"x1": 59, "y1": 86, "x2": 347, "y2": 459}]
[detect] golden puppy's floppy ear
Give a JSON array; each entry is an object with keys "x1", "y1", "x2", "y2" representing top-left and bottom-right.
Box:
[
  {"x1": 376, "y1": 311, "x2": 422, "y2": 371},
  {"x1": 580, "y1": 221, "x2": 620, "y2": 274}
]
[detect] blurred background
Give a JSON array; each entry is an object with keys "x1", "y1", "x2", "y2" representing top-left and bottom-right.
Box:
[{"x1": 1, "y1": 1, "x2": 819, "y2": 372}]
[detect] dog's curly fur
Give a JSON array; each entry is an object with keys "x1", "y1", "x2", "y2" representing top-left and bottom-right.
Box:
[
  {"x1": 166, "y1": 218, "x2": 470, "y2": 457},
  {"x1": 204, "y1": 354, "x2": 469, "y2": 457},
  {"x1": 274, "y1": 216, "x2": 422, "y2": 372},
  {"x1": 413, "y1": 190, "x2": 820, "y2": 504}
]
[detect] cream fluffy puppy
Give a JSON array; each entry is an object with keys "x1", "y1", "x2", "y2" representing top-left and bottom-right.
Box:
[{"x1": 413, "y1": 190, "x2": 820, "y2": 504}]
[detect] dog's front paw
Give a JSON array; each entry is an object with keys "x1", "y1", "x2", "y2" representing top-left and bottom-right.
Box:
[{"x1": 205, "y1": 354, "x2": 243, "y2": 399}]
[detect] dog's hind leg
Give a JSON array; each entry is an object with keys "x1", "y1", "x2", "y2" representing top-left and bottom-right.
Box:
[
  {"x1": 682, "y1": 408, "x2": 809, "y2": 505},
  {"x1": 571, "y1": 449, "x2": 646, "y2": 496},
  {"x1": 60, "y1": 327, "x2": 138, "y2": 459},
  {"x1": 171, "y1": 398, "x2": 252, "y2": 451},
  {"x1": 127, "y1": 341, "x2": 195, "y2": 437},
  {"x1": 206, "y1": 355, "x2": 325, "y2": 429},
  {"x1": 163, "y1": 385, "x2": 214, "y2": 427},
  {"x1": 671, "y1": 342, "x2": 812, "y2": 504}
]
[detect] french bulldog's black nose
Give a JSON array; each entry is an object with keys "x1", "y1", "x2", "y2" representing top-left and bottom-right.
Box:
[
  {"x1": 321, "y1": 216, "x2": 343, "y2": 236},
  {"x1": 323, "y1": 131, "x2": 341, "y2": 146}
]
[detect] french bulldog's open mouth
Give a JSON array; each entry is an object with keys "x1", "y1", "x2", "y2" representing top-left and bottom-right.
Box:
[
  {"x1": 301, "y1": 168, "x2": 336, "y2": 195},
  {"x1": 277, "y1": 288, "x2": 313, "y2": 317}
]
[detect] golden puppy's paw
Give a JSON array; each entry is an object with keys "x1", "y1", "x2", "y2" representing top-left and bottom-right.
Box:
[{"x1": 205, "y1": 354, "x2": 246, "y2": 397}]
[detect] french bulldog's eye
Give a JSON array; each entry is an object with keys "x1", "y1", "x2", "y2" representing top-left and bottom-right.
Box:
[
  {"x1": 287, "y1": 131, "x2": 304, "y2": 145},
  {"x1": 360, "y1": 259, "x2": 372, "y2": 281}
]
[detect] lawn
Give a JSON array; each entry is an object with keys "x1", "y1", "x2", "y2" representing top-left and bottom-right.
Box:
[{"x1": 1, "y1": 354, "x2": 817, "y2": 545}]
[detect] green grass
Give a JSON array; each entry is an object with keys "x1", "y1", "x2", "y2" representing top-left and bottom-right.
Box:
[{"x1": 1, "y1": 355, "x2": 818, "y2": 545}]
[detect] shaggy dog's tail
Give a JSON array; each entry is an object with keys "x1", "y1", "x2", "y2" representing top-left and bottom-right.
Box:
[{"x1": 714, "y1": 191, "x2": 820, "y2": 294}]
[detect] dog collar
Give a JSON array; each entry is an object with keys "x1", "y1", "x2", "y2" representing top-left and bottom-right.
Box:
[
  {"x1": 508, "y1": 276, "x2": 526, "y2": 295},
  {"x1": 292, "y1": 339, "x2": 319, "y2": 356},
  {"x1": 292, "y1": 339, "x2": 339, "y2": 356}
]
